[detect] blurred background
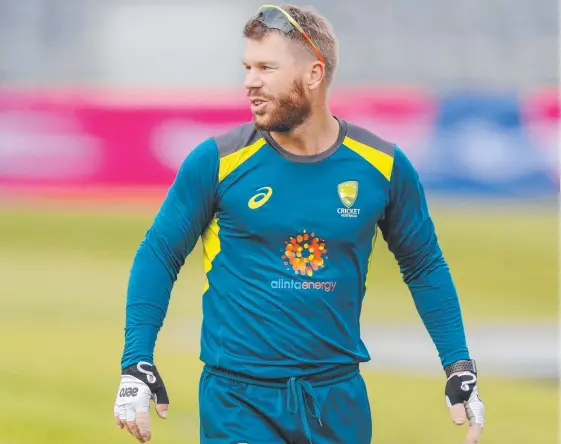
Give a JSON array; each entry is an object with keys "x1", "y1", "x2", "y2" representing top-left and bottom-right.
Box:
[{"x1": 0, "y1": 0, "x2": 558, "y2": 443}]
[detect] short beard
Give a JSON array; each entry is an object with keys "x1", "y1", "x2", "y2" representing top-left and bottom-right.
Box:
[{"x1": 252, "y1": 81, "x2": 311, "y2": 133}]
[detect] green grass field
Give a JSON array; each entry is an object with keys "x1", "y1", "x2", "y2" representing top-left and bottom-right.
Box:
[{"x1": 0, "y1": 200, "x2": 558, "y2": 443}]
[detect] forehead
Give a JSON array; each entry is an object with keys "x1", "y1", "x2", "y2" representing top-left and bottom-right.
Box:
[{"x1": 243, "y1": 32, "x2": 295, "y2": 64}]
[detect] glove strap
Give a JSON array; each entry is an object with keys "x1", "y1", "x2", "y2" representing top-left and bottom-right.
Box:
[{"x1": 444, "y1": 359, "x2": 477, "y2": 378}]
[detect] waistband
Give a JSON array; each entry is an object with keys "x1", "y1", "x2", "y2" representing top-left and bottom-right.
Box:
[
  {"x1": 203, "y1": 364, "x2": 359, "y2": 444},
  {"x1": 202, "y1": 363, "x2": 359, "y2": 388}
]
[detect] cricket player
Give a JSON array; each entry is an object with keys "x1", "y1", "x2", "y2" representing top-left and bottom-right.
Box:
[{"x1": 114, "y1": 4, "x2": 485, "y2": 443}]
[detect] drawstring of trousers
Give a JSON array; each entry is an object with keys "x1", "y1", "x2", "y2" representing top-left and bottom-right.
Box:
[
  {"x1": 286, "y1": 376, "x2": 323, "y2": 444},
  {"x1": 202, "y1": 364, "x2": 358, "y2": 443}
]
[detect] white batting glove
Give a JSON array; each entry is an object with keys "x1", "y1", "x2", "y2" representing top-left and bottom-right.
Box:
[
  {"x1": 445, "y1": 370, "x2": 485, "y2": 444},
  {"x1": 114, "y1": 362, "x2": 169, "y2": 443}
]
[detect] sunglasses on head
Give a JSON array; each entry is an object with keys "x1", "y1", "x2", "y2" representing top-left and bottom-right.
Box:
[{"x1": 254, "y1": 4, "x2": 325, "y2": 64}]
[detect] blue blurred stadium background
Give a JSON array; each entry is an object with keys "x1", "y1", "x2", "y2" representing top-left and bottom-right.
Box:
[{"x1": 0, "y1": 0, "x2": 557, "y2": 197}]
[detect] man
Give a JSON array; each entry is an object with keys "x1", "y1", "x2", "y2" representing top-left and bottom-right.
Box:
[{"x1": 114, "y1": 4, "x2": 485, "y2": 444}]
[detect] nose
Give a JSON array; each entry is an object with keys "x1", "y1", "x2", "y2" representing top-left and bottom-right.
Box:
[{"x1": 244, "y1": 67, "x2": 263, "y2": 90}]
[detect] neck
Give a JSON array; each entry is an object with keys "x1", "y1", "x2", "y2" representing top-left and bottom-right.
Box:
[{"x1": 269, "y1": 106, "x2": 340, "y2": 156}]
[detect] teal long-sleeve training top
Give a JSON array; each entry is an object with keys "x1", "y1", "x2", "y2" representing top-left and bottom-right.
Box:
[{"x1": 121, "y1": 118, "x2": 470, "y2": 378}]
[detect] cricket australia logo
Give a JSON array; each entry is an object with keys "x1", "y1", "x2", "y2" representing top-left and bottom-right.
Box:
[{"x1": 337, "y1": 181, "x2": 360, "y2": 218}]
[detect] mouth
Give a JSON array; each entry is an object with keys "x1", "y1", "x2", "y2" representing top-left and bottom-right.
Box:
[{"x1": 250, "y1": 98, "x2": 269, "y2": 113}]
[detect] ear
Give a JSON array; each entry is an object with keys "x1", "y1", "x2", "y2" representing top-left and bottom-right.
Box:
[{"x1": 307, "y1": 61, "x2": 325, "y2": 91}]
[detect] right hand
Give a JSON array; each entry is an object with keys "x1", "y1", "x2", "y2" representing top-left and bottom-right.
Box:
[{"x1": 114, "y1": 362, "x2": 170, "y2": 442}]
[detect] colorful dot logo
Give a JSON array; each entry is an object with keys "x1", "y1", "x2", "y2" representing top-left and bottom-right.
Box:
[{"x1": 281, "y1": 230, "x2": 328, "y2": 277}]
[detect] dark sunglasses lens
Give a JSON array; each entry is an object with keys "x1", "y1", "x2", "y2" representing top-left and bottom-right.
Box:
[{"x1": 257, "y1": 8, "x2": 293, "y2": 33}]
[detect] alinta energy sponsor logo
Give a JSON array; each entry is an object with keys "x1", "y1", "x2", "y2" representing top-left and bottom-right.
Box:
[{"x1": 270, "y1": 230, "x2": 337, "y2": 292}]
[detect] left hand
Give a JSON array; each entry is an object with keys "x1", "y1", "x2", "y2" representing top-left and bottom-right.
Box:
[{"x1": 445, "y1": 371, "x2": 485, "y2": 443}]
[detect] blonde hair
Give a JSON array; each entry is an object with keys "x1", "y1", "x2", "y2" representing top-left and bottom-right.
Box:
[{"x1": 243, "y1": 4, "x2": 339, "y2": 85}]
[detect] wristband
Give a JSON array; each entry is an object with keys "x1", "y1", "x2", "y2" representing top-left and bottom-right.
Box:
[{"x1": 444, "y1": 359, "x2": 477, "y2": 378}]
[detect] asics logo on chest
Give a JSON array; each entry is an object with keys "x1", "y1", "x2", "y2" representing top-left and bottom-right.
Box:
[{"x1": 248, "y1": 186, "x2": 273, "y2": 209}]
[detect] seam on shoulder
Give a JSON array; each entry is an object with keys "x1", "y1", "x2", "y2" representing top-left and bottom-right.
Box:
[{"x1": 212, "y1": 123, "x2": 262, "y2": 158}]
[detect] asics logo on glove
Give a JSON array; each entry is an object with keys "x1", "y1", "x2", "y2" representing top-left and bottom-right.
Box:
[
  {"x1": 137, "y1": 362, "x2": 157, "y2": 384},
  {"x1": 459, "y1": 373, "x2": 477, "y2": 391},
  {"x1": 114, "y1": 362, "x2": 169, "y2": 443}
]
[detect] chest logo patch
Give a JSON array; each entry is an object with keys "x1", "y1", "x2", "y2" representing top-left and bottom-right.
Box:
[
  {"x1": 337, "y1": 181, "x2": 360, "y2": 218},
  {"x1": 248, "y1": 186, "x2": 273, "y2": 210},
  {"x1": 338, "y1": 181, "x2": 358, "y2": 207}
]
